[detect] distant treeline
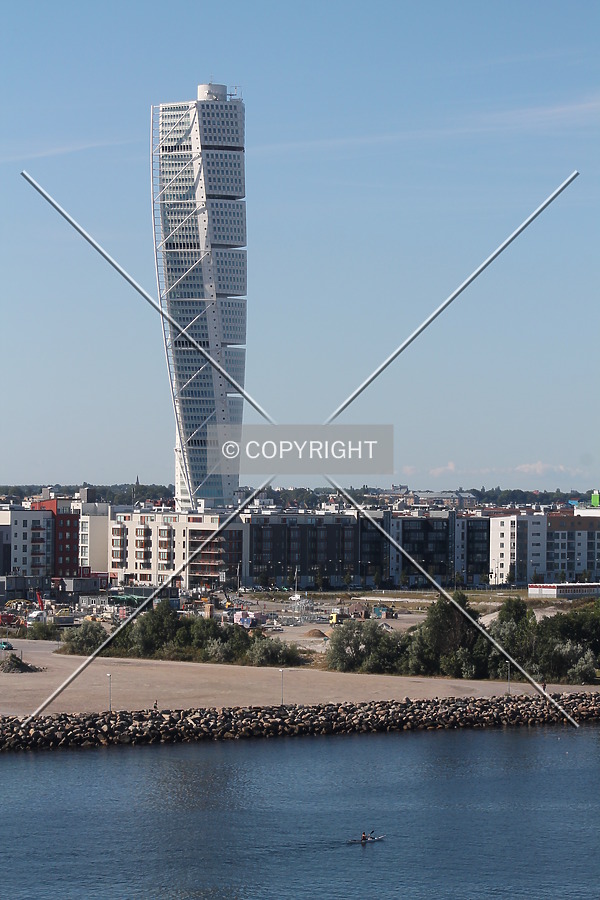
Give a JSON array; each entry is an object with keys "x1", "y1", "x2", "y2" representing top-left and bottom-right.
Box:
[
  {"x1": 468, "y1": 487, "x2": 592, "y2": 506},
  {"x1": 93, "y1": 484, "x2": 175, "y2": 505},
  {"x1": 265, "y1": 486, "x2": 371, "y2": 507},
  {"x1": 260, "y1": 486, "x2": 592, "y2": 507},
  {"x1": 0, "y1": 484, "x2": 175, "y2": 504},
  {"x1": 0, "y1": 484, "x2": 594, "y2": 508}
]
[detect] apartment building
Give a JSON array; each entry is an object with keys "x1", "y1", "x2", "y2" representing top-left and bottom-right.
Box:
[
  {"x1": 488, "y1": 513, "x2": 547, "y2": 584},
  {"x1": 388, "y1": 511, "x2": 489, "y2": 587},
  {"x1": 108, "y1": 507, "x2": 246, "y2": 592},
  {"x1": 9, "y1": 508, "x2": 54, "y2": 577}
]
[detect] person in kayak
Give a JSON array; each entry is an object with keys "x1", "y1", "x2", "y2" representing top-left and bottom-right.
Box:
[{"x1": 361, "y1": 832, "x2": 367, "y2": 842}]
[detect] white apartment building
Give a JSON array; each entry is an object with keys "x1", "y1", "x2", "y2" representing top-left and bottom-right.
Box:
[
  {"x1": 108, "y1": 508, "x2": 247, "y2": 590},
  {"x1": 79, "y1": 511, "x2": 109, "y2": 574},
  {"x1": 547, "y1": 512, "x2": 600, "y2": 580},
  {"x1": 488, "y1": 513, "x2": 547, "y2": 584},
  {"x1": 0, "y1": 509, "x2": 11, "y2": 572},
  {"x1": 9, "y1": 509, "x2": 54, "y2": 577}
]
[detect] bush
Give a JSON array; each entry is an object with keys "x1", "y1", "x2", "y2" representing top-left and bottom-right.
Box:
[
  {"x1": 246, "y1": 636, "x2": 302, "y2": 667},
  {"x1": 203, "y1": 638, "x2": 235, "y2": 663},
  {"x1": 26, "y1": 622, "x2": 60, "y2": 641},
  {"x1": 326, "y1": 620, "x2": 404, "y2": 673},
  {"x1": 103, "y1": 609, "x2": 298, "y2": 667},
  {"x1": 104, "y1": 622, "x2": 136, "y2": 656},
  {"x1": 566, "y1": 649, "x2": 597, "y2": 684},
  {"x1": 61, "y1": 621, "x2": 107, "y2": 655}
]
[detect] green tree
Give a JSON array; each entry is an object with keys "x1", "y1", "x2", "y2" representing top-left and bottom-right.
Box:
[
  {"x1": 403, "y1": 592, "x2": 488, "y2": 678},
  {"x1": 106, "y1": 622, "x2": 135, "y2": 656},
  {"x1": 497, "y1": 596, "x2": 529, "y2": 625},
  {"x1": 190, "y1": 616, "x2": 223, "y2": 649},
  {"x1": 132, "y1": 599, "x2": 181, "y2": 657},
  {"x1": 487, "y1": 618, "x2": 537, "y2": 680},
  {"x1": 258, "y1": 569, "x2": 270, "y2": 588},
  {"x1": 223, "y1": 622, "x2": 252, "y2": 658}
]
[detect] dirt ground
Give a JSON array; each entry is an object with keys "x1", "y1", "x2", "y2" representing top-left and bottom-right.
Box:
[{"x1": 0, "y1": 638, "x2": 588, "y2": 718}]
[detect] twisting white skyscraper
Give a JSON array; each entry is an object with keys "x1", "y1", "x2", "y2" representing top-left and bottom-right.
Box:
[{"x1": 151, "y1": 84, "x2": 246, "y2": 510}]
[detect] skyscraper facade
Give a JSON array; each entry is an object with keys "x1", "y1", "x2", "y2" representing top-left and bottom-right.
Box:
[{"x1": 151, "y1": 84, "x2": 247, "y2": 509}]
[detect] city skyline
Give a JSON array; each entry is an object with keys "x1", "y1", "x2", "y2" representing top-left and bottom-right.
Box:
[{"x1": 1, "y1": 1, "x2": 598, "y2": 492}]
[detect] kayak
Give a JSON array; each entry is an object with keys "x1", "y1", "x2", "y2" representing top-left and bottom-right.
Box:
[{"x1": 347, "y1": 835, "x2": 385, "y2": 844}]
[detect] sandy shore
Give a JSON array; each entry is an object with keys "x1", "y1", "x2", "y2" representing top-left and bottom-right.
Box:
[{"x1": 1, "y1": 637, "x2": 590, "y2": 718}]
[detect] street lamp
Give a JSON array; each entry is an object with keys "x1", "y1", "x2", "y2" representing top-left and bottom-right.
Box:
[
  {"x1": 279, "y1": 668, "x2": 284, "y2": 705},
  {"x1": 107, "y1": 673, "x2": 112, "y2": 712}
]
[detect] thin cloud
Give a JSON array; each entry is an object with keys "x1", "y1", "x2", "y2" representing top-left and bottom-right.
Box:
[
  {"x1": 429, "y1": 461, "x2": 456, "y2": 478},
  {"x1": 515, "y1": 461, "x2": 568, "y2": 477},
  {"x1": 481, "y1": 96, "x2": 600, "y2": 131},
  {"x1": 0, "y1": 137, "x2": 140, "y2": 165},
  {"x1": 251, "y1": 94, "x2": 600, "y2": 156}
]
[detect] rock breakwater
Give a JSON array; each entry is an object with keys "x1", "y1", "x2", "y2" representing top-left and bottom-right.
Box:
[{"x1": 1, "y1": 693, "x2": 599, "y2": 753}]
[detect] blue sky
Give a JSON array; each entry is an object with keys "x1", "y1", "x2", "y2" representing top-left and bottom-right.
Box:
[{"x1": 1, "y1": 0, "x2": 598, "y2": 492}]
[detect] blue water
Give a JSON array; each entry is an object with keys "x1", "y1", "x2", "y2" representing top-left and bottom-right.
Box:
[{"x1": 2, "y1": 725, "x2": 599, "y2": 898}]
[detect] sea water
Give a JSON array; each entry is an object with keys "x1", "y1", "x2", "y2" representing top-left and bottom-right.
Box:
[{"x1": 1, "y1": 724, "x2": 598, "y2": 898}]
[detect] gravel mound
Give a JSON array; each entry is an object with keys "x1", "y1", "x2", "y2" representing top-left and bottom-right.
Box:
[{"x1": 0, "y1": 653, "x2": 44, "y2": 674}]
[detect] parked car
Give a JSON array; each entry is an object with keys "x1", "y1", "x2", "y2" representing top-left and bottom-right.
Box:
[{"x1": 0, "y1": 640, "x2": 14, "y2": 651}]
